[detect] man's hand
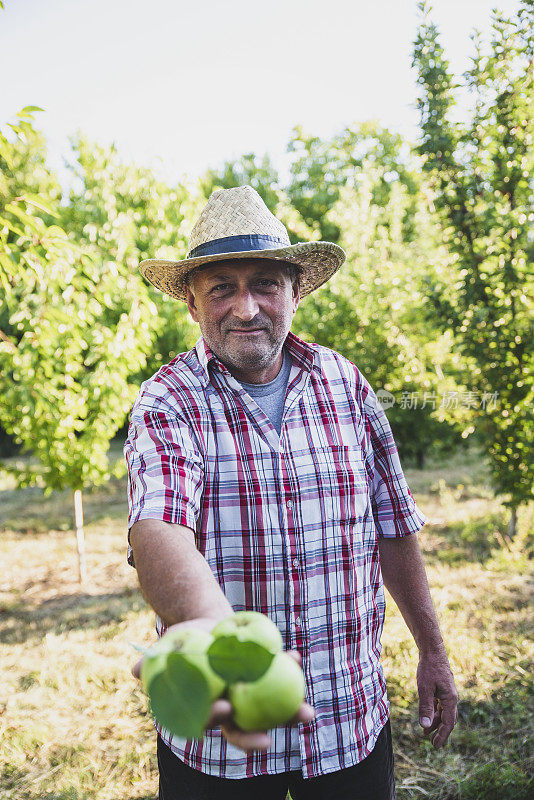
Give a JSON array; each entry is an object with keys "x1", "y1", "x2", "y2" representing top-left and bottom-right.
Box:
[
  {"x1": 203, "y1": 649, "x2": 314, "y2": 752},
  {"x1": 377, "y1": 534, "x2": 459, "y2": 749},
  {"x1": 132, "y1": 619, "x2": 315, "y2": 753},
  {"x1": 417, "y1": 646, "x2": 458, "y2": 748}
]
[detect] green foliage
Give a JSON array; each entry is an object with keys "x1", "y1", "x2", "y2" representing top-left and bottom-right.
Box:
[
  {"x1": 0, "y1": 110, "x2": 156, "y2": 492},
  {"x1": 292, "y1": 160, "x2": 470, "y2": 463},
  {"x1": 207, "y1": 637, "x2": 275, "y2": 684},
  {"x1": 286, "y1": 121, "x2": 420, "y2": 242},
  {"x1": 458, "y1": 761, "x2": 534, "y2": 799},
  {"x1": 61, "y1": 133, "x2": 203, "y2": 381},
  {"x1": 200, "y1": 152, "x2": 280, "y2": 212},
  {"x1": 412, "y1": 0, "x2": 534, "y2": 515},
  {"x1": 2, "y1": 0, "x2": 530, "y2": 512}
]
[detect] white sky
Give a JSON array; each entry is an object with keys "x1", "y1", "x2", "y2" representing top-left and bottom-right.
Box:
[{"x1": 0, "y1": 0, "x2": 520, "y2": 191}]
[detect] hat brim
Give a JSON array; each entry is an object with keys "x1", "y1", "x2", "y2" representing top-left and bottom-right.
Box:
[{"x1": 139, "y1": 241, "x2": 346, "y2": 303}]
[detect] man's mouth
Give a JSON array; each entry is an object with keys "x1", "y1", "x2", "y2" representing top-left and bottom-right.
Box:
[{"x1": 229, "y1": 329, "x2": 265, "y2": 335}]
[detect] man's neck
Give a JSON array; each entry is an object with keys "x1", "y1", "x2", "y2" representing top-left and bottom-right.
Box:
[{"x1": 225, "y1": 348, "x2": 285, "y2": 385}]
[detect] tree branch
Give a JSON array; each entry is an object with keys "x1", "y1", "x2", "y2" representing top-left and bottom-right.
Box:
[{"x1": 0, "y1": 328, "x2": 17, "y2": 352}]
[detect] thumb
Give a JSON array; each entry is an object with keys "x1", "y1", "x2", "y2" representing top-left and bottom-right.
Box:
[
  {"x1": 418, "y1": 693, "x2": 435, "y2": 729},
  {"x1": 206, "y1": 698, "x2": 234, "y2": 728}
]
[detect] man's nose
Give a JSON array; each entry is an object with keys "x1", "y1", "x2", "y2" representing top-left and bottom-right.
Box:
[{"x1": 232, "y1": 289, "x2": 260, "y2": 321}]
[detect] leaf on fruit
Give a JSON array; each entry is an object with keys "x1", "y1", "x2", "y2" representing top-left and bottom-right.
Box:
[
  {"x1": 147, "y1": 653, "x2": 212, "y2": 740},
  {"x1": 207, "y1": 637, "x2": 275, "y2": 682}
]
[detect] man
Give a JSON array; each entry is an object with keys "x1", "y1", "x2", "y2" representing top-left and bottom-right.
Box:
[{"x1": 125, "y1": 185, "x2": 458, "y2": 800}]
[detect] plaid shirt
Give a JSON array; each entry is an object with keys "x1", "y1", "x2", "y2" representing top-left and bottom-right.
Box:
[{"x1": 124, "y1": 331, "x2": 426, "y2": 779}]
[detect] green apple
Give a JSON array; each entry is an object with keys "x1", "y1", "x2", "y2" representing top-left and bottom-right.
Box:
[
  {"x1": 140, "y1": 650, "x2": 169, "y2": 697},
  {"x1": 228, "y1": 651, "x2": 306, "y2": 731},
  {"x1": 208, "y1": 611, "x2": 284, "y2": 682},
  {"x1": 141, "y1": 627, "x2": 226, "y2": 702},
  {"x1": 211, "y1": 612, "x2": 283, "y2": 653}
]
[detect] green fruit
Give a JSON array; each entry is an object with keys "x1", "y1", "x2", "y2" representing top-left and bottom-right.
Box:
[
  {"x1": 139, "y1": 627, "x2": 228, "y2": 740},
  {"x1": 211, "y1": 612, "x2": 283, "y2": 651},
  {"x1": 141, "y1": 651, "x2": 212, "y2": 740},
  {"x1": 229, "y1": 652, "x2": 306, "y2": 731},
  {"x1": 141, "y1": 627, "x2": 226, "y2": 702},
  {"x1": 208, "y1": 611, "x2": 283, "y2": 683},
  {"x1": 140, "y1": 651, "x2": 168, "y2": 695}
]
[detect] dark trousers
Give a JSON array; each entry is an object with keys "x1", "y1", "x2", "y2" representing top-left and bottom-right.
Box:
[{"x1": 157, "y1": 718, "x2": 396, "y2": 800}]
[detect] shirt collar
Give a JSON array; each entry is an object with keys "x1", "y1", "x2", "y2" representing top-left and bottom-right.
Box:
[{"x1": 194, "y1": 330, "x2": 321, "y2": 387}]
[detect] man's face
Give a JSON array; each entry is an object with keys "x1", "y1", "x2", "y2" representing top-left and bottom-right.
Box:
[{"x1": 184, "y1": 258, "x2": 300, "y2": 384}]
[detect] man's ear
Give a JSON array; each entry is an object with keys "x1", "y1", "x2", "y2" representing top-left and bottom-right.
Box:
[
  {"x1": 292, "y1": 280, "x2": 300, "y2": 312},
  {"x1": 185, "y1": 285, "x2": 199, "y2": 323}
]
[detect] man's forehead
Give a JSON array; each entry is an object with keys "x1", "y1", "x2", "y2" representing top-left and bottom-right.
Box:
[{"x1": 193, "y1": 259, "x2": 289, "y2": 281}]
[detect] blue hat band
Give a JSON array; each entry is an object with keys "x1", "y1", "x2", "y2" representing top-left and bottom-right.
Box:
[{"x1": 188, "y1": 233, "x2": 289, "y2": 259}]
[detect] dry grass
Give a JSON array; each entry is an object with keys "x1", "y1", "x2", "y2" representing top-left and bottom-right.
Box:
[{"x1": 0, "y1": 441, "x2": 532, "y2": 799}]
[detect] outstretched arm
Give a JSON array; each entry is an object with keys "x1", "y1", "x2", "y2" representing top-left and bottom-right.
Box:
[
  {"x1": 129, "y1": 519, "x2": 315, "y2": 751},
  {"x1": 129, "y1": 518, "x2": 234, "y2": 627},
  {"x1": 378, "y1": 533, "x2": 459, "y2": 748}
]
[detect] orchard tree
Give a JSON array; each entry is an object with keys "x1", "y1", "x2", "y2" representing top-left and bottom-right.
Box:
[
  {"x1": 0, "y1": 109, "x2": 156, "y2": 581},
  {"x1": 0, "y1": 105, "x2": 62, "y2": 457},
  {"x1": 200, "y1": 152, "x2": 281, "y2": 212},
  {"x1": 286, "y1": 121, "x2": 420, "y2": 243},
  {"x1": 292, "y1": 160, "x2": 470, "y2": 466},
  {"x1": 284, "y1": 121, "x2": 473, "y2": 465},
  {"x1": 412, "y1": 0, "x2": 533, "y2": 534},
  {"x1": 61, "y1": 134, "x2": 204, "y2": 383}
]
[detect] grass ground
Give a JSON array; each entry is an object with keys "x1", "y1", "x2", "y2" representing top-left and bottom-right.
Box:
[{"x1": 0, "y1": 441, "x2": 532, "y2": 799}]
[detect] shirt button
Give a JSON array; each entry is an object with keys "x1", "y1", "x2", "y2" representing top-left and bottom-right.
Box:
[
  {"x1": 295, "y1": 617, "x2": 301, "y2": 627},
  {"x1": 286, "y1": 499, "x2": 293, "y2": 509},
  {"x1": 293, "y1": 558, "x2": 299, "y2": 568}
]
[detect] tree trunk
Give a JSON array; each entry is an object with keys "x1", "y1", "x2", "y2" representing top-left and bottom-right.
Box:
[
  {"x1": 416, "y1": 449, "x2": 425, "y2": 469},
  {"x1": 507, "y1": 506, "x2": 518, "y2": 540},
  {"x1": 74, "y1": 488, "x2": 87, "y2": 585}
]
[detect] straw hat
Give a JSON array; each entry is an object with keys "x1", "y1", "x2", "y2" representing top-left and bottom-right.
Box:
[{"x1": 138, "y1": 185, "x2": 346, "y2": 302}]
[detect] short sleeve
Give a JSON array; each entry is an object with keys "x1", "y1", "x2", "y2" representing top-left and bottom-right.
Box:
[
  {"x1": 361, "y1": 376, "x2": 427, "y2": 538},
  {"x1": 123, "y1": 394, "x2": 204, "y2": 567}
]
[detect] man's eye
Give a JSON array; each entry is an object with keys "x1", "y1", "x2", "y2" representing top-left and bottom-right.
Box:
[{"x1": 212, "y1": 283, "x2": 230, "y2": 292}]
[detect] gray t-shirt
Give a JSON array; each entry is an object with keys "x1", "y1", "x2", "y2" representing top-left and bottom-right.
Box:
[{"x1": 237, "y1": 346, "x2": 292, "y2": 436}]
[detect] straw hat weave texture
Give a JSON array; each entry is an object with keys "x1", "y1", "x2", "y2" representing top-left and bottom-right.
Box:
[
  {"x1": 139, "y1": 186, "x2": 346, "y2": 303},
  {"x1": 190, "y1": 186, "x2": 290, "y2": 248}
]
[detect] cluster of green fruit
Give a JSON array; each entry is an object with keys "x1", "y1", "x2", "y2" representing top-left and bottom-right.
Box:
[{"x1": 139, "y1": 611, "x2": 306, "y2": 739}]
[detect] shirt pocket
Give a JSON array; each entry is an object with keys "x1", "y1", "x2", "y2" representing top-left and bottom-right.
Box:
[
  {"x1": 292, "y1": 444, "x2": 376, "y2": 639},
  {"x1": 312, "y1": 444, "x2": 370, "y2": 526},
  {"x1": 290, "y1": 443, "x2": 373, "y2": 555}
]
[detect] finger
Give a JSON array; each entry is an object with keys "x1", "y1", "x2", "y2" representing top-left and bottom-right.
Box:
[
  {"x1": 418, "y1": 687, "x2": 437, "y2": 730},
  {"x1": 206, "y1": 698, "x2": 234, "y2": 728},
  {"x1": 289, "y1": 701, "x2": 315, "y2": 725},
  {"x1": 431, "y1": 720, "x2": 453, "y2": 748},
  {"x1": 421, "y1": 698, "x2": 440, "y2": 737},
  {"x1": 423, "y1": 716, "x2": 440, "y2": 737},
  {"x1": 209, "y1": 701, "x2": 272, "y2": 751},
  {"x1": 431, "y1": 697, "x2": 458, "y2": 748},
  {"x1": 221, "y1": 723, "x2": 271, "y2": 752},
  {"x1": 287, "y1": 650, "x2": 302, "y2": 666},
  {"x1": 132, "y1": 658, "x2": 143, "y2": 680}
]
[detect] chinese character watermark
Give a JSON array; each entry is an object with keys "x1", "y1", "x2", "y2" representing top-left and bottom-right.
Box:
[{"x1": 376, "y1": 389, "x2": 499, "y2": 412}]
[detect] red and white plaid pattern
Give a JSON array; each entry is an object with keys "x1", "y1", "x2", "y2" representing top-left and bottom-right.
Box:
[{"x1": 124, "y1": 331, "x2": 426, "y2": 779}]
